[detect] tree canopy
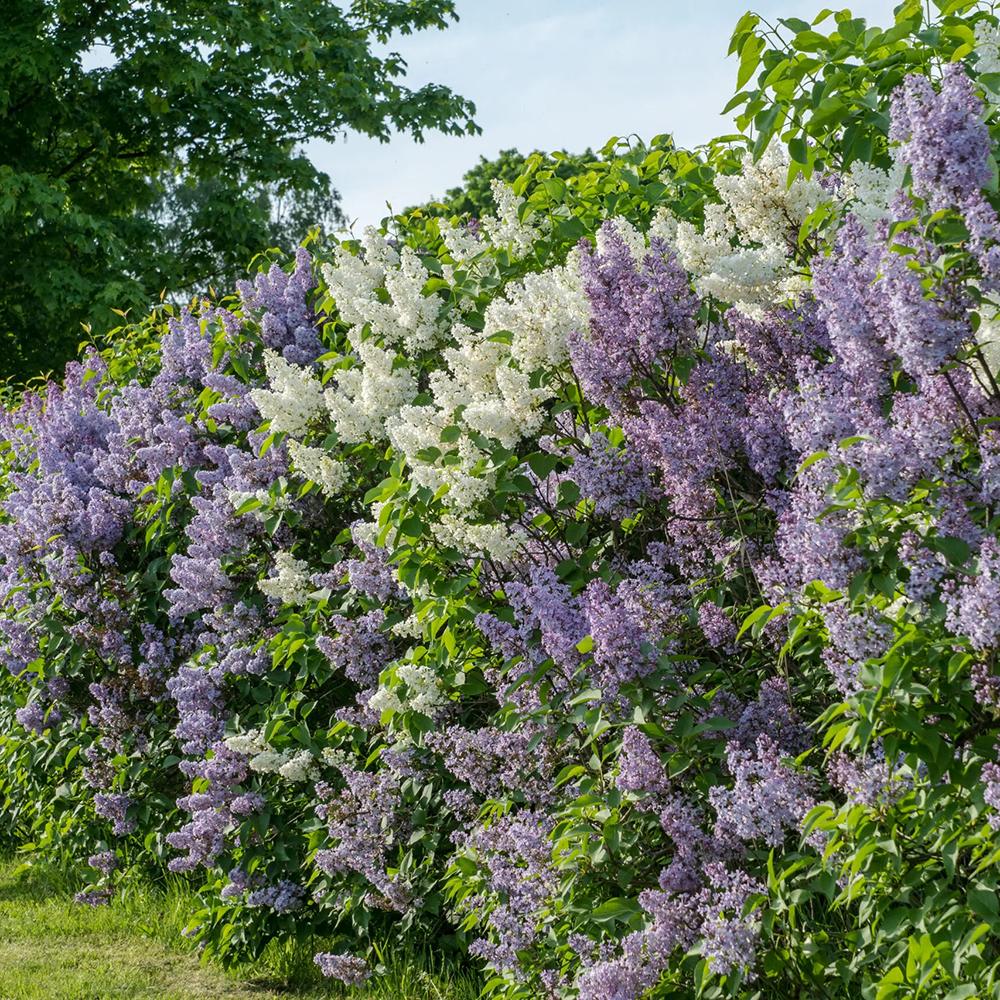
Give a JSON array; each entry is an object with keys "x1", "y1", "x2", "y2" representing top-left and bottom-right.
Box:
[{"x1": 0, "y1": 0, "x2": 478, "y2": 382}]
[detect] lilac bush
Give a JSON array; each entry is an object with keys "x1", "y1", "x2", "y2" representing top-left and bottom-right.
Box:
[{"x1": 5, "y1": 5, "x2": 1000, "y2": 999}]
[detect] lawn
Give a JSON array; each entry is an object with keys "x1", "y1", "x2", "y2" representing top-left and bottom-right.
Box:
[{"x1": 0, "y1": 859, "x2": 479, "y2": 1000}]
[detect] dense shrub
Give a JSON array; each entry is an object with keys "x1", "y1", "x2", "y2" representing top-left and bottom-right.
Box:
[{"x1": 6, "y1": 3, "x2": 1000, "y2": 998}]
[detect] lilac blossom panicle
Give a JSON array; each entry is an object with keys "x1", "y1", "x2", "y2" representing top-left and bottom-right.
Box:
[
  {"x1": 93, "y1": 793, "x2": 136, "y2": 837},
  {"x1": 314, "y1": 767, "x2": 409, "y2": 908},
  {"x1": 709, "y1": 735, "x2": 815, "y2": 848},
  {"x1": 312, "y1": 522, "x2": 406, "y2": 602},
  {"x1": 428, "y1": 724, "x2": 555, "y2": 804},
  {"x1": 827, "y1": 749, "x2": 911, "y2": 810},
  {"x1": 983, "y1": 761, "x2": 1000, "y2": 829},
  {"x1": 316, "y1": 610, "x2": 392, "y2": 687},
  {"x1": 891, "y1": 64, "x2": 992, "y2": 212},
  {"x1": 237, "y1": 247, "x2": 323, "y2": 365},
  {"x1": 944, "y1": 537, "x2": 1000, "y2": 650},
  {"x1": 247, "y1": 880, "x2": 305, "y2": 913},
  {"x1": 559, "y1": 429, "x2": 654, "y2": 518},
  {"x1": 698, "y1": 600, "x2": 737, "y2": 651},
  {"x1": 582, "y1": 568, "x2": 683, "y2": 698},
  {"x1": 462, "y1": 811, "x2": 557, "y2": 976},
  {"x1": 698, "y1": 863, "x2": 764, "y2": 977},
  {"x1": 15, "y1": 702, "x2": 58, "y2": 734},
  {"x1": 314, "y1": 952, "x2": 371, "y2": 985},
  {"x1": 892, "y1": 63, "x2": 1000, "y2": 284},
  {"x1": 972, "y1": 662, "x2": 1000, "y2": 709},
  {"x1": 615, "y1": 726, "x2": 669, "y2": 800},
  {"x1": 87, "y1": 851, "x2": 119, "y2": 877},
  {"x1": 74, "y1": 889, "x2": 112, "y2": 907},
  {"x1": 569, "y1": 221, "x2": 698, "y2": 412}
]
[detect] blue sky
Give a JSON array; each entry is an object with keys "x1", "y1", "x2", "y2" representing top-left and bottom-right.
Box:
[{"x1": 309, "y1": 1, "x2": 899, "y2": 228}]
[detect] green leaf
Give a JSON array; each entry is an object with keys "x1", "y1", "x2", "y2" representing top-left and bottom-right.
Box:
[
  {"x1": 968, "y1": 885, "x2": 999, "y2": 919},
  {"x1": 737, "y1": 604, "x2": 774, "y2": 640},
  {"x1": 942, "y1": 987, "x2": 979, "y2": 1000},
  {"x1": 752, "y1": 105, "x2": 782, "y2": 159},
  {"x1": 526, "y1": 452, "x2": 560, "y2": 479},
  {"x1": 788, "y1": 136, "x2": 809, "y2": 166},
  {"x1": 555, "y1": 217, "x2": 587, "y2": 241},
  {"x1": 932, "y1": 535, "x2": 971, "y2": 567},
  {"x1": 590, "y1": 897, "x2": 641, "y2": 925},
  {"x1": 729, "y1": 12, "x2": 761, "y2": 55},
  {"x1": 737, "y1": 33, "x2": 766, "y2": 90}
]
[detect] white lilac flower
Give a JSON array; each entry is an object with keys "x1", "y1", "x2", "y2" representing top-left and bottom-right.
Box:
[
  {"x1": 224, "y1": 730, "x2": 268, "y2": 755},
  {"x1": 839, "y1": 158, "x2": 906, "y2": 232},
  {"x1": 257, "y1": 551, "x2": 312, "y2": 604},
  {"x1": 248, "y1": 350, "x2": 326, "y2": 436},
  {"x1": 368, "y1": 662, "x2": 446, "y2": 718},
  {"x1": 481, "y1": 179, "x2": 550, "y2": 260},
  {"x1": 430, "y1": 515, "x2": 525, "y2": 561},
  {"x1": 674, "y1": 144, "x2": 824, "y2": 315},
  {"x1": 248, "y1": 750, "x2": 288, "y2": 774},
  {"x1": 324, "y1": 342, "x2": 417, "y2": 444},
  {"x1": 278, "y1": 750, "x2": 316, "y2": 782},
  {"x1": 438, "y1": 218, "x2": 484, "y2": 264},
  {"x1": 287, "y1": 440, "x2": 349, "y2": 497},
  {"x1": 321, "y1": 228, "x2": 443, "y2": 351},
  {"x1": 483, "y1": 253, "x2": 589, "y2": 372},
  {"x1": 975, "y1": 19, "x2": 1000, "y2": 81}
]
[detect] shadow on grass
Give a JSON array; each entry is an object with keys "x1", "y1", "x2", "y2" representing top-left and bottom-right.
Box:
[
  {"x1": 0, "y1": 858, "x2": 75, "y2": 903},
  {"x1": 0, "y1": 853, "x2": 484, "y2": 1000}
]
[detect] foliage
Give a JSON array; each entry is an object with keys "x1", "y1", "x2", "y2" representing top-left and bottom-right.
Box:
[
  {"x1": 7, "y1": 3, "x2": 1000, "y2": 1000},
  {"x1": 0, "y1": 0, "x2": 478, "y2": 383},
  {"x1": 408, "y1": 148, "x2": 597, "y2": 219}
]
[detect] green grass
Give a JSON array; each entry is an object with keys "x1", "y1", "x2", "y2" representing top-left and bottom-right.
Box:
[{"x1": 0, "y1": 858, "x2": 481, "y2": 1000}]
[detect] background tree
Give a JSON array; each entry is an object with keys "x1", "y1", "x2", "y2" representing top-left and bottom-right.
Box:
[
  {"x1": 409, "y1": 147, "x2": 596, "y2": 218},
  {"x1": 0, "y1": 0, "x2": 478, "y2": 382}
]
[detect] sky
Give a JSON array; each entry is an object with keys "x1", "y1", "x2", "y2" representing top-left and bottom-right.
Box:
[{"x1": 309, "y1": 0, "x2": 900, "y2": 229}]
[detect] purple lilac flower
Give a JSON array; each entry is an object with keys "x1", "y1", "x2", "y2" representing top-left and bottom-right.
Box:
[
  {"x1": 563, "y1": 430, "x2": 654, "y2": 518},
  {"x1": 944, "y1": 537, "x2": 1000, "y2": 650},
  {"x1": 570, "y1": 222, "x2": 698, "y2": 413},
  {"x1": 316, "y1": 610, "x2": 391, "y2": 687},
  {"x1": 15, "y1": 702, "x2": 57, "y2": 734},
  {"x1": 582, "y1": 570, "x2": 682, "y2": 698},
  {"x1": 93, "y1": 793, "x2": 136, "y2": 837},
  {"x1": 698, "y1": 863, "x2": 764, "y2": 977},
  {"x1": 428, "y1": 724, "x2": 555, "y2": 805},
  {"x1": 314, "y1": 767, "x2": 408, "y2": 908},
  {"x1": 312, "y1": 522, "x2": 405, "y2": 602},
  {"x1": 698, "y1": 601, "x2": 736, "y2": 651},
  {"x1": 983, "y1": 758, "x2": 1000, "y2": 829},
  {"x1": 247, "y1": 880, "x2": 305, "y2": 913},
  {"x1": 74, "y1": 889, "x2": 112, "y2": 907},
  {"x1": 709, "y1": 735, "x2": 815, "y2": 847},
  {"x1": 221, "y1": 868, "x2": 256, "y2": 901},
  {"x1": 891, "y1": 64, "x2": 992, "y2": 213},
  {"x1": 87, "y1": 851, "x2": 119, "y2": 877},
  {"x1": 615, "y1": 727, "x2": 668, "y2": 800},
  {"x1": 827, "y1": 748, "x2": 911, "y2": 810},
  {"x1": 464, "y1": 811, "x2": 557, "y2": 975},
  {"x1": 314, "y1": 952, "x2": 371, "y2": 984},
  {"x1": 237, "y1": 248, "x2": 324, "y2": 366}
]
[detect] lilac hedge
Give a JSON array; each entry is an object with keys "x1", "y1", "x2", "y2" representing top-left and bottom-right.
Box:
[{"x1": 4, "y1": 4, "x2": 1000, "y2": 998}]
